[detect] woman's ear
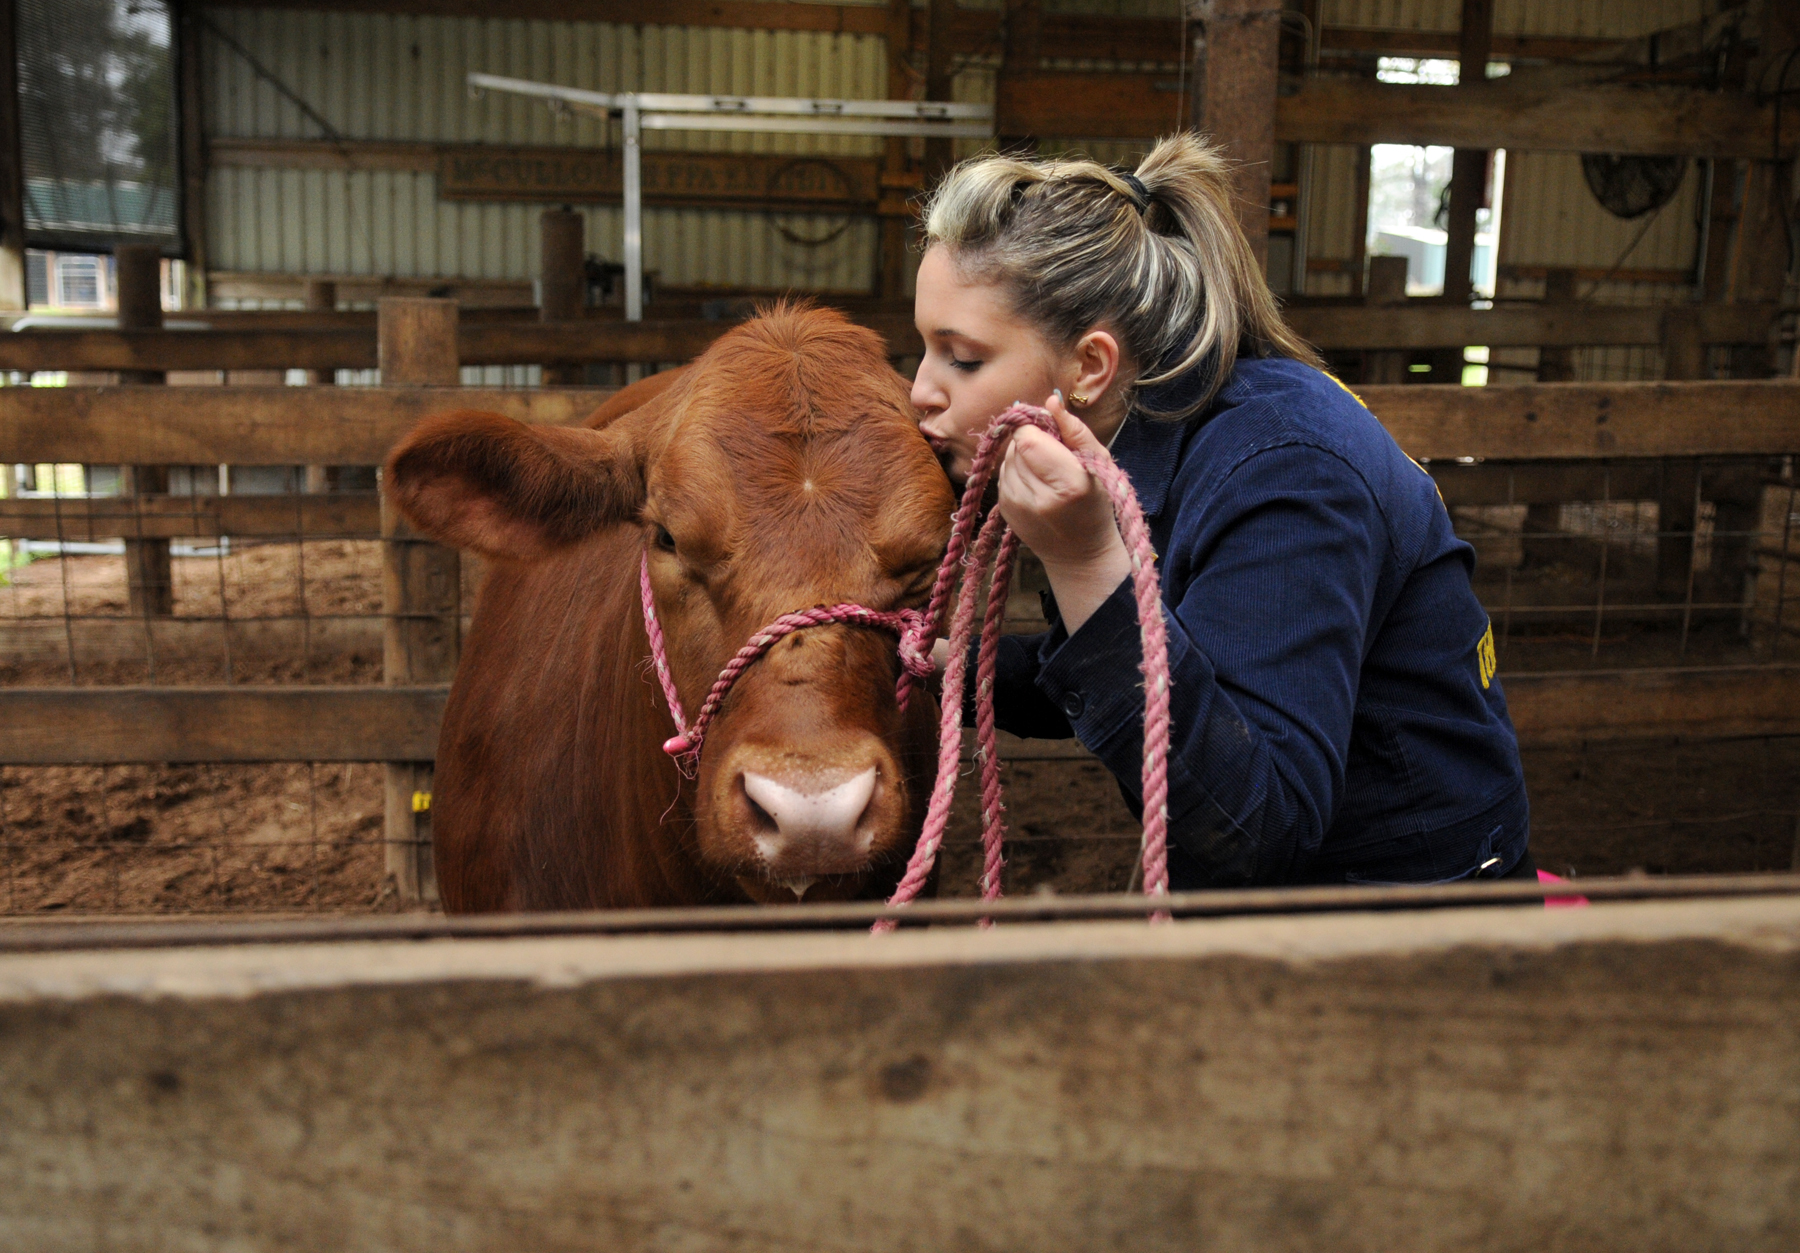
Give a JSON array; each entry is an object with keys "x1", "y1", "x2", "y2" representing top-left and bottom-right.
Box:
[
  {"x1": 1069, "y1": 329, "x2": 1123, "y2": 408},
  {"x1": 384, "y1": 409, "x2": 645, "y2": 562}
]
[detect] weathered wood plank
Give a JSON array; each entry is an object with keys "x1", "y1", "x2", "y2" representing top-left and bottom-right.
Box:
[
  {"x1": 1, "y1": 898, "x2": 1796, "y2": 1250},
  {"x1": 0, "y1": 618, "x2": 387, "y2": 670},
  {"x1": 0, "y1": 493, "x2": 382, "y2": 541},
  {"x1": 1275, "y1": 76, "x2": 1794, "y2": 158},
  {"x1": 3, "y1": 381, "x2": 1792, "y2": 469},
  {"x1": 1284, "y1": 302, "x2": 1775, "y2": 351},
  {"x1": 981, "y1": 665, "x2": 1800, "y2": 759},
  {"x1": 4, "y1": 665, "x2": 1793, "y2": 765},
  {"x1": 1001, "y1": 72, "x2": 1791, "y2": 157},
  {"x1": 0, "y1": 686, "x2": 446, "y2": 763},
  {"x1": 0, "y1": 304, "x2": 1771, "y2": 373},
  {"x1": 0, "y1": 386, "x2": 614, "y2": 466},
  {"x1": 1354, "y1": 380, "x2": 1800, "y2": 461}
]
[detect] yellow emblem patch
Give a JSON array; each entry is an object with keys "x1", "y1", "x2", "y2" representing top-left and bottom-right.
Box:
[{"x1": 1477, "y1": 622, "x2": 1497, "y2": 690}]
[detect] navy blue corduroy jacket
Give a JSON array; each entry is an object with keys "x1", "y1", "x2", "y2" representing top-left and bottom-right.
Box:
[{"x1": 985, "y1": 355, "x2": 1529, "y2": 888}]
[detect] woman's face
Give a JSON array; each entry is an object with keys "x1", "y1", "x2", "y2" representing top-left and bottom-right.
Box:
[{"x1": 910, "y1": 245, "x2": 1068, "y2": 485}]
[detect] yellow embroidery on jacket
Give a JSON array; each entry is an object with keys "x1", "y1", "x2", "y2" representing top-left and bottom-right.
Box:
[{"x1": 1477, "y1": 622, "x2": 1497, "y2": 690}]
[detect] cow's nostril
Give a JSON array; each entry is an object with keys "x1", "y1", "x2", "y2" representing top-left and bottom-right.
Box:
[{"x1": 741, "y1": 784, "x2": 779, "y2": 836}]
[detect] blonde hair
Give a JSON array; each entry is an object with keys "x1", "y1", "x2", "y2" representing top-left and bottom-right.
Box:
[{"x1": 921, "y1": 133, "x2": 1323, "y2": 419}]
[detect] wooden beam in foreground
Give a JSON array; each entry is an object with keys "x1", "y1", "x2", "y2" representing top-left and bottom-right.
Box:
[
  {"x1": 3, "y1": 382, "x2": 1793, "y2": 469},
  {"x1": 2, "y1": 896, "x2": 1797, "y2": 1248},
  {"x1": 3, "y1": 665, "x2": 1795, "y2": 765}
]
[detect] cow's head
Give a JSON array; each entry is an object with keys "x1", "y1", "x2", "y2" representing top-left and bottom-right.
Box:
[{"x1": 385, "y1": 306, "x2": 954, "y2": 903}]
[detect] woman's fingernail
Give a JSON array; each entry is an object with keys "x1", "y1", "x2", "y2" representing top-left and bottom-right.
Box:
[{"x1": 1052, "y1": 388, "x2": 1063, "y2": 402}]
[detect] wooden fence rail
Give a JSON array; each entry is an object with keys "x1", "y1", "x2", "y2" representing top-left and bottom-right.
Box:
[
  {"x1": 2, "y1": 381, "x2": 1795, "y2": 468},
  {"x1": 3, "y1": 666, "x2": 1797, "y2": 765},
  {"x1": 0, "y1": 302, "x2": 1779, "y2": 372}
]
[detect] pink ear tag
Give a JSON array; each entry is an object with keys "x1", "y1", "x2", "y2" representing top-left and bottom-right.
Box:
[{"x1": 662, "y1": 735, "x2": 691, "y2": 757}]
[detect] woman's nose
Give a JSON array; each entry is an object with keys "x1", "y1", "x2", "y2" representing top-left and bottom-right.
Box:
[{"x1": 909, "y1": 365, "x2": 942, "y2": 415}]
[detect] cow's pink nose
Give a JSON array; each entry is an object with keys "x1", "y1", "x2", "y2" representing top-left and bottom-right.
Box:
[{"x1": 741, "y1": 767, "x2": 878, "y2": 881}]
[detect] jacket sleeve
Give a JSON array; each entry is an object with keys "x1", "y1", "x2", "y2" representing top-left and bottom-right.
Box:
[{"x1": 1031, "y1": 442, "x2": 1385, "y2": 884}]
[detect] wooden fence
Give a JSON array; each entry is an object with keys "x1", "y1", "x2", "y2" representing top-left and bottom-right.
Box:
[{"x1": 3, "y1": 299, "x2": 1798, "y2": 901}]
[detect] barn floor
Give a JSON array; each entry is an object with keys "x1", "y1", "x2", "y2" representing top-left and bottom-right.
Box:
[{"x1": 3, "y1": 550, "x2": 1797, "y2": 915}]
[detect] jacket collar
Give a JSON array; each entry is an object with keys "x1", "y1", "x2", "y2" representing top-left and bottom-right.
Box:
[{"x1": 1111, "y1": 363, "x2": 1222, "y2": 520}]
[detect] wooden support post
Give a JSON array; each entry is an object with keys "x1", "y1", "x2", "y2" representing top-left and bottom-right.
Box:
[
  {"x1": 0, "y1": 0, "x2": 25, "y2": 311},
  {"x1": 1192, "y1": 0, "x2": 1283, "y2": 271},
  {"x1": 1348, "y1": 144, "x2": 1371, "y2": 298},
  {"x1": 876, "y1": 0, "x2": 916, "y2": 299},
  {"x1": 539, "y1": 208, "x2": 585, "y2": 385},
  {"x1": 379, "y1": 297, "x2": 459, "y2": 905},
  {"x1": 1521, "y1": 267, "x2": 1577, "y2": 567},
  {"x1": 302, "y1": 278, "x2": 337, "y2": 494},
  {"x1": 924, "y1": 0, "x2": 957, "y2": 186},
  {"x1": 116, "y1": 245, "x2": 174, "y2": 618},
  {"x1": 1427, "y1": 0, "x2": 1494, "y2": 383},
  {"x1": 1363, "y1": 255, "x2": 1409, "y2": 384},
  {"x1": 1656, "y1": 307, "x2": 1705, "y2": 599},
  {"x1": 997, "y1": 0, "x2": 1042, "y2": 153},
  {"x1": 176, "y1": 1, "x2": 209, "y2": 312}
]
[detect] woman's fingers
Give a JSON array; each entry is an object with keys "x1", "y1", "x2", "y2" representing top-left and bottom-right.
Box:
[
  {"x1": 1006, "y1": 425, "x2": 1086, "y2": 499},
  {"x1": 1044, "y1": 390, "x2": 1107, "y2": 456}
]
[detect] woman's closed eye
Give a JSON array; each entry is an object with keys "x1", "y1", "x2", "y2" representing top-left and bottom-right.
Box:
[{"x1": 948, "y1": 352, "x2": 983, "y2": 373}]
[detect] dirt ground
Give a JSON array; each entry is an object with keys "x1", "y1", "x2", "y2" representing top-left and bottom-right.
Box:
[{"x1": 2, "y1": 547, "x2": 1796, "y2": 916}]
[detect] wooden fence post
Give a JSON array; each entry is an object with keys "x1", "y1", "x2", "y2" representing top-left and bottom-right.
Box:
[
  {"x1": 379, "y1": 297, "x2": 460, "y2": 905},
  {"x1": 540, "y1": 209, "x2": 585, "y2": 386},
  {"x1": 1522, "y1": 267, "x2": 1577, "y2": 567},
  {"x1": 1191, "y1": 0, "x2": 1283, "y2": 271},
  {"x1": 1363, "y1": 255, "x2": 1409, "y2": 384},
  {"x1": 302, "y1": 278, "x2": 338, "y2": 494},
  {"x1": 116, "y1": 244, "x2": 173, "y2": 617}
]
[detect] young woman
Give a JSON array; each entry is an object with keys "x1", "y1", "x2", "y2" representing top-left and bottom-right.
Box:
[{"x1": 909, "y1": 134, "x2": 1532, "y2": 888}]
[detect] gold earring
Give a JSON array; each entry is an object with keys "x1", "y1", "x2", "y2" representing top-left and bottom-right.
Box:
[{"x1": 1069, "y1": 391, "x2": 1090, "y2": 407}]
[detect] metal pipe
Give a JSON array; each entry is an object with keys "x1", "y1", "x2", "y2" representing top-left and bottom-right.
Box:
[{"x1": 622, "y1": 95, "x2": 643, "y2": 326}]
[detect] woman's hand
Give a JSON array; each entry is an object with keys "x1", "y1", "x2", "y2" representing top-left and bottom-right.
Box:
[{"x1": 996, "y1": 392, "x2": 1133, "y2": 634}]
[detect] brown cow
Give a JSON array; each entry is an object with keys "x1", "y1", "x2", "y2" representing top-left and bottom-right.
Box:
[{"x1": 384, "y1": 305, "x2": 954, "y2": 911}]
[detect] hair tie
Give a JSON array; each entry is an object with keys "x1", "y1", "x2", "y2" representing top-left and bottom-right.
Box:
[{"x1": 1115, "y1": 169, "x2": 1151, "y2": 215}]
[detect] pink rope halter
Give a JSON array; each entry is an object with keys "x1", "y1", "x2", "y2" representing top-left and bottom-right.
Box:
[{"x1": 638, "y1": 402, "x2": 1172, "y2": 926}]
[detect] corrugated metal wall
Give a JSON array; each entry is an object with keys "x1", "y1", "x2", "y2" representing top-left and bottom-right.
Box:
[
  {"x1": 202, "y1": 0, "x2": 1731, "y2": 382},
  {"x1": 203, "y1": 6, "x2": 889, "y2": 299}
]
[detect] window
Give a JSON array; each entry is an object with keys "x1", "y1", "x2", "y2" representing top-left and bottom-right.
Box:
[{"x1": 15, "y1": 0, "x2": 180, "y2": 251}]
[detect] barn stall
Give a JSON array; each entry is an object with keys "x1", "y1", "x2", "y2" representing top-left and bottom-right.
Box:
[{"x1": 1, "y1": 0, "x2": 1799, "y2": 1246}]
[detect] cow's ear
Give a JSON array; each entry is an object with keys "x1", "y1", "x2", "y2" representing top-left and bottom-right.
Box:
[{"x1": 384, "y1": 409, "x2": 643, "y2": 561}]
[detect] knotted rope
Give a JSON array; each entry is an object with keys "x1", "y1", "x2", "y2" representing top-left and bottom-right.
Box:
[
  {"x1": 638, "y1": 401, "x2": 1171, "y2": 926},
  {"x1": 872, "y1": 403, "x2": 1170, "y2": 930}
]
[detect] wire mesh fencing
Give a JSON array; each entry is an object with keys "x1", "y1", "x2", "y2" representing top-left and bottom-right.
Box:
[{"x1": 3, "y1": 448, "x2": 1799, "y2": 917}]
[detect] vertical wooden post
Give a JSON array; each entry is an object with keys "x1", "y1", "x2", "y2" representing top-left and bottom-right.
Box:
[
  {"x1": 1430, "y1": 0, "x2": 1494, "y2": 383},
  {"x1": 996, "y1": 0, "x2": 1042, "y2": 153},
  {"x1": 540, "y1": 208, "x2": 585, "y2": 385},
  {"x1": 1191, "y1": 0, "x2": 1283, "y2": 271},
  {"x1": 302, "y1": 278, "x2": 337, "y2": 495},
  {"x1": 876, "y1": 0, "x2": 916, "y2": 299},
  {"x1": 923, "y1": 0, "x2": 957, "y2": 187},
  {"x1": 1656, "y1": 307, "x2": 1705, "y2": 598},
  {"x1": 176, "y1": 0, "x2": 209, "y2": 313},
  {"x1": 379, "y1": 297, "x2": 459, "y2": 905},
  {"x1": 1519, "y1": 267, "x2": 1577, "y2": 567},
  {"x1": 1363, "y1": 255, "x2": 1408, "y2": 384},
  {"x1": 0, "y1": 0, "x2": 25, "y2": 311},
  {"x1": 117, "y1": 244, "x2": 174, "y2": 617},
  {"x1": 1348, "y1": 145, "x2": 1371, "y2": 298}
]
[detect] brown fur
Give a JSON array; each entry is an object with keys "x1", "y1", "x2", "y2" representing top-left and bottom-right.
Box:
[{"x1": 384, "y1": 306, "x2": 954, "y2": 911}]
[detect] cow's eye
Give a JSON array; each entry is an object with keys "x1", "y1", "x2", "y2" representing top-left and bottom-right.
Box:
[{"x1": 654, "y1": 525, "x2": 677, "y2": 552}]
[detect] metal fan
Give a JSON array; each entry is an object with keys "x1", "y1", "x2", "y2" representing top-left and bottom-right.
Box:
[{"x1": 1580, "y1": 154, "x2": 1689, "y2": 220}]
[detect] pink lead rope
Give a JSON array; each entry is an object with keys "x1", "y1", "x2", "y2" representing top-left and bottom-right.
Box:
[{"x1": 639, "y1": 402, "x2": 1172, "y2": 928}]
